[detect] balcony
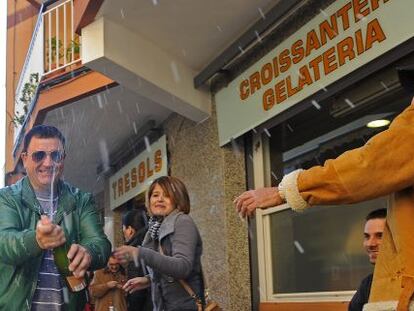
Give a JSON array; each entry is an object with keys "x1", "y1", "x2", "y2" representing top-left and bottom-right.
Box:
[
  {"x1": 43, "y1": 0, "x2": 81, "y2": 75},
  {"x1": 13, "y1": 0, "x2": 81, "y2": 144}
]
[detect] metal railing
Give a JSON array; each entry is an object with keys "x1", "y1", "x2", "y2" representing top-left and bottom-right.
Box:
[
  {"x1": 13, "y1": 3, "x2": 45, "y2": 142},
  {"x1": 43, "y1": 0, "x2": 81, "y2": 75}
]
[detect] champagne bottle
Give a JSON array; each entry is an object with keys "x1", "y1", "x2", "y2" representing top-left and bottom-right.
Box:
[{"x1": 53, "y1": 243, "x2": 87, "y2": 292}]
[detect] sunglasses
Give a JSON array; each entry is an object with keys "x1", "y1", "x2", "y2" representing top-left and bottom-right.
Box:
[{"x1": 24, "y1": 150, "x2": 65, "y2": 163}]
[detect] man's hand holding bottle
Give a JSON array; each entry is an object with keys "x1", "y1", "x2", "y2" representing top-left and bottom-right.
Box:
[
  {"x1": 35, "y1": 215, "x2": 66, "y2": 249},
  {"x1": 36, "y1": 215, "x2": 90, "y2": 292},
  {"x1": 67, "y1": 244, "x2": 92, "y2": 278}
]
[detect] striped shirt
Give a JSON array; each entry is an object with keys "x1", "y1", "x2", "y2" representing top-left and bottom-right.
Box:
[{"x1": 31, "y1": 192, "x2": 64, "y2": 311}]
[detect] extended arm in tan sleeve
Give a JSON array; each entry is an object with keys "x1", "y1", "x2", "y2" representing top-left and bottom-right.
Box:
[{"x1": 280, "y1": 99, "x2": 414, "y2": 210}]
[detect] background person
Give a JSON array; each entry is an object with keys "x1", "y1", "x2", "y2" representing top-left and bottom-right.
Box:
[
  {"x1": 0, "y1": 125, "x2": 111, "y2": 310},
  {"x1": 89, "y1": 255, "x2": 127, "y2": 311},
  {"x1": 115, "y1": 176, "x2": 204, "y2": 311},
  {"x1": 122, "y1": 209, "x2": 152, "y2": 311},
  {"x1": 349, "y1": 208, "x2": 387, "y2": 311}
]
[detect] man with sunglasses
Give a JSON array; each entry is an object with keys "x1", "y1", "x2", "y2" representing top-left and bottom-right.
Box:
[{"x1": 0, "y1": 125, "x2": 111, "y2": 310}]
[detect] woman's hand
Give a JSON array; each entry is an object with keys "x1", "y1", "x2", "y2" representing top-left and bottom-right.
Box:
[
  {"x1": 122, "y1": 277, "x2": 151, "y2": 293},
  {"x1": 113, "y1": 245, "x2": 139, "y2": 265}
]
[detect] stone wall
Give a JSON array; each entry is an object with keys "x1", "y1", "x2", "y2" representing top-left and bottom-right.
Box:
[{"x1": 163, "y1": 103, "x2": 250, "y2": 310}]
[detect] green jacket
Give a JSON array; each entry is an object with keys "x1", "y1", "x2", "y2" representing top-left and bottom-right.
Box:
[{"x1": 0, "y1": 177, "x2": 111, "y2": 310}]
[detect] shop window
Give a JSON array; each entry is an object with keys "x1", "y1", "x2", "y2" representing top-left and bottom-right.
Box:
[{"x1": 270, "y1": 198, "x2": 386, "y2": 294}]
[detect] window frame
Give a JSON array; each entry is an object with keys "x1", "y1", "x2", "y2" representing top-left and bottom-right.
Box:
[{"x1": 253, "y1": 132, "x2": 355, "y2": 303}]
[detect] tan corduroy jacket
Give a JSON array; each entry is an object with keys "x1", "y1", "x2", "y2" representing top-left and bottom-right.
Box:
[
  {"x1": 279, "y1": 98, "x2": 414, "y2": 311},
  {"x1": 89, "y1": 268, "x2": 127, "y2": 311}
]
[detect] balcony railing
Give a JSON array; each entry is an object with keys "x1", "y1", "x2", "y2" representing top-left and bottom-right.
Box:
[
  {"x1": 13, "y1": 3, "x2": 44, "y2": 142},
  {"x1": 43, "y1": 0, "x2": 81, "y2": 75}
]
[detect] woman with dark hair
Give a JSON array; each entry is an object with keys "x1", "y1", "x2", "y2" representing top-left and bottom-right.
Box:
[
  {"x1": 122, "y1": 208, "x2": 152, "y2": 311},
  {"x1": 115, "y1": 176, "x2": 204, "y2": 311}
]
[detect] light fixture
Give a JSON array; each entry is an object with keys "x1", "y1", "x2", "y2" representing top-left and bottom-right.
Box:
[
  {"x1": 367, "y1": 119, "x2": 390, "y2": 128},
  {"x1": 284, "y1": 114, "x2": 392, "y2": 162}
]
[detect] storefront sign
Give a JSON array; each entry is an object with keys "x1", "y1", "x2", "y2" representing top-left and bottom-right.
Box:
[
  {"x1": 109, "y1": 135, "x2": 167, "y2": 210},
  {"x1": 216, "y1": 0, "x2": 413, "y2": 145}
]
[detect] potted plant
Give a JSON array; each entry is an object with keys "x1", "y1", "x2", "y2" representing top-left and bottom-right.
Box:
[
  {"x1": 45, "y1": 36, "x2": 63, "y2": 70},
  {"x1": 12, "y1": 73, "x2": 39, "y2": 127},
  {"x1": 66, "y1": 38, "x2": 81, "y2": 63}
]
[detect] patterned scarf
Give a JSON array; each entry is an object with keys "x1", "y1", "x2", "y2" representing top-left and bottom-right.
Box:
[{"x1": 148, "y1": 216, "x2": 164, "y2": 241}]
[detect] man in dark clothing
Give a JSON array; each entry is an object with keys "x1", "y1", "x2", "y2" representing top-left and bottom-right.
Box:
[
  {"x1": 122, "y1": 208, "x2": 152, "y2": 311},
  {"x1": 348, "y1": 208, "x2": 387, "y2": 311}
]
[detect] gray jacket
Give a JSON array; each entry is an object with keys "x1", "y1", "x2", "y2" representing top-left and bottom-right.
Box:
[{"x1": 139, "y1": 210, "x2": 204, "y2": 311}]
